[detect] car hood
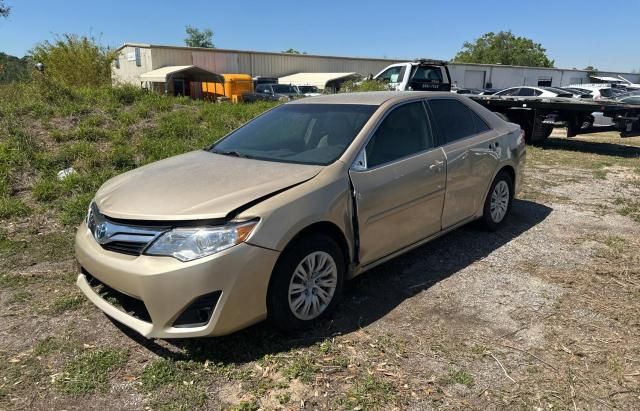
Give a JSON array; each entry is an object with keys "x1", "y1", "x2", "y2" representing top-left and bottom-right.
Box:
[{"x1": 95, "y1": 150, "x2": 323, "y2": 221}]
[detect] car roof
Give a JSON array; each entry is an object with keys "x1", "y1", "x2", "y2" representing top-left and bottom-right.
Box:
[{"x1": 287, "y1": 91, "x2": 456, "y2": 106}]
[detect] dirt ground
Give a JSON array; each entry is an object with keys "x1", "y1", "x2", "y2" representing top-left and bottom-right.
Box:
[{"x1": 1, "y1": 130, "x2": 639, "y2": 410}]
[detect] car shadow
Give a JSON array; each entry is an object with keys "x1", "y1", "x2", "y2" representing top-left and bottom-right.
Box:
[
  {"x1": 538, "y1": 136, "x2": 640, "y2": 158},
  {"x1": 117, "y1": 199, "x2": 552, "y2": 364}
]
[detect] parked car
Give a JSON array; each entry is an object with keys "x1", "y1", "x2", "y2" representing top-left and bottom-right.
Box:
[
  {"x1": 294, "y1": 85, "x2": 322, "y2": 96},
  {"x1": 451, "y1": 87, "x2": 483, "y2": 95},
  {"x1": 615, "y1": 91, "x2": 640, "y2": 105},
  {"x1": 566, "y1": 84, "x2": 622, "y2": 100},
  {"x1": 243, "y1": 84, "x2": 300, "y2": 102},
  {"x1": 558, "y1": 87, "x2": 593, "y2": 99},
  {"x1": 75, "y1": 92, "x2": 525, "y2": 338},
  {"x1": 372, "y1": 59, "x2": 452, "y2": 91},
  {"x1": 494, "y1": 86, "x2": 574, "y2": 98},
  {"x1": 479, "y1": 88, "x2": 501, "y2": 95}
]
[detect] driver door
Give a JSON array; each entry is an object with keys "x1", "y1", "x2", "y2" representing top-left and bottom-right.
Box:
[{"x1": 349, "y1": 101, "x2": 446, "y2": 266}]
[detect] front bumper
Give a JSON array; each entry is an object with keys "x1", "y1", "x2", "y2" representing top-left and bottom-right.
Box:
[{"x1": 75, "y1": 222, "x2": 280, "y2": 338}]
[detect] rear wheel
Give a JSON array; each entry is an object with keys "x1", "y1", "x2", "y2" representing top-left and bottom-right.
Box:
[
  {"x1": 267, "y1": 234, "x2": 345, "y2": 332},
  {"x1": 481, "y1": 171, "x2": 514, "y2": 231}
]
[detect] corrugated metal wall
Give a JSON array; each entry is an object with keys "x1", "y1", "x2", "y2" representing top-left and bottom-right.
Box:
[{"x1": 112, "y1": 45, "x2": 640, "y2": 88}]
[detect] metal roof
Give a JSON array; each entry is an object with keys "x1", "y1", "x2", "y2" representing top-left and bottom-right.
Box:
[
  {"x1": 116, "y1": 43, "x2": 403, "y2": 63},
  {"x1": 590, "y1": 75, "x2": 625, "y2": 82},
  {"x1": 278, "y1": 72, "x2": 360, "y2": 89},
  {"x1": 139, "y1": 65, "x2": 224, "y2": 83}
]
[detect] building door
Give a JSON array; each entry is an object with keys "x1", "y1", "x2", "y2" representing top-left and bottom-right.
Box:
[
  {"x1": 173, "y1": 79, "x2": 185, "y2": 96},
  {"x1": 464, "y1": 70, "x2": 486, "y2": 89}
]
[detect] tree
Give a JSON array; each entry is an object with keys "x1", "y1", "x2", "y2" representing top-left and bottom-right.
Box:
[
  {"x1": 453, "y1": 31, "x2": 554, "y2": 68},
  {"x1": 583, "y1": 65, "x2": 598, "y2": 78},
  {"x1": 0, "y1": 53, "x2": 30, "y2": 83},
  {"x1": 29, "y1": 34, "x2": 116, "y2": 87},
  {"x1": 281, "y1": 48, "x2": 306, "y2": 55},
  {"x1": 185, "y1": 26, "x2": 214, "y2": 48},
  {"x1": 0, "y1": 0, "x2": 10, "y2": 18}
]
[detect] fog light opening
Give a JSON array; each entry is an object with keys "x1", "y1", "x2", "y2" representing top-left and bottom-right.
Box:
[{"x1": 172, "y1": 291, "x2": 222, "y2": 328}]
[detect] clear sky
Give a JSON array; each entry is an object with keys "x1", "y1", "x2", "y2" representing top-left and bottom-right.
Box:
[{"x1": 1, "y1": 0, "x2": 638, "y2": 72}]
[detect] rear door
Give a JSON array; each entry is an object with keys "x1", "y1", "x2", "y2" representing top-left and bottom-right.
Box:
[
  {"x1": 426, "y1": 98, "x2": 499, "y2": 229},
  {"x1": 349, "y1": 101, "x2": 446, "y2": 265}
]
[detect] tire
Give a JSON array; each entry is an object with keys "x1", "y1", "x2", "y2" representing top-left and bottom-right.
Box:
[
  {"x1": 480, "y1": 171, "x2": 514, "y2": 231},
  {"x1": 267, "y1": 233, "x2": 345, "y2": 332}
]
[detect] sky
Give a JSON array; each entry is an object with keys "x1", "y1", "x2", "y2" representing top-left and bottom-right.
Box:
[{"x1": 1, "y1": 0, "x2": 638, "y2": 72}]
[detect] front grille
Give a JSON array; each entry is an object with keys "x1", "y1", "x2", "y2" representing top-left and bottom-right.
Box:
[
  {"x1": 102, "y1": 241, "x2": 149, "y2": 256},
  {"x1": 83, "y1": 268, "x2": 152, "y2": 323},
  {"x1": 87, "y1": 202, "x2": 167, "y2": 257}
]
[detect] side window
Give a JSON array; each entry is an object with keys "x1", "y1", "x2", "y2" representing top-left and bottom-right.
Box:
[
  {"x1": 496, "y1": 88, "x2": 519, "y2": 96},
  {"x1": 518, "y1": 88, "x2": 536, "y2": 96},
  {"x1": 377, "y1": 66, "x2": 406, "y2": 83},
  {"x1": 366, "y1": 102, "x2": 432, "y2": 167},
  {"x1": 429, "y1": 99, "x2": 486, "y2": 144},
  {"x1": 256, "y1": 85, "x2": 268, "y2": 93},
  {"x1": 470, "y1": 110, "x2": 490, "y2": 133}
]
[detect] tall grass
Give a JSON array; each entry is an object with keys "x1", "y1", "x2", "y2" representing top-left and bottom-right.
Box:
[{"x1": 0, "y1": 80, "x2": 278, "y2": 227}]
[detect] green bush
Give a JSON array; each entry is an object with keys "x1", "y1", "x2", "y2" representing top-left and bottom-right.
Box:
[{"x1": 30, "y1": 34, "x2": 116, "y2": 87}]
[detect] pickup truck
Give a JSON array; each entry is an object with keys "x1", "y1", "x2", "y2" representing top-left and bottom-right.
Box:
[
  {"x1": 373, "y1": 59, "x2": 452, "y2": 92},
  {"x1": 242, "y1": 83, "x2": 300, "y2": 102}
]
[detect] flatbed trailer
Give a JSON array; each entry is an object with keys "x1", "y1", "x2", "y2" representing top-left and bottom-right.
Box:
[{"x1": 467, "y1": 95, "x2": 640, "y2": 143}]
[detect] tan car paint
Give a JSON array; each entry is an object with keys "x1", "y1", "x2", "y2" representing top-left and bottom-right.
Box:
[
  {"x1": 75, "y1": 92, "x2": 525, "y2": 338},
  {"x1": 95, "y1": 150, "x2": 322, "y2": 221}
]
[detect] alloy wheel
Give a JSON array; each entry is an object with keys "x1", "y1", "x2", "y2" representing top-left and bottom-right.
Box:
[
  {"x1": 490, "y1": 180, "x2": 510, "y2": 223},
  {"x1": 288, "y1": 251, "x2": 338, "y2": 321}
]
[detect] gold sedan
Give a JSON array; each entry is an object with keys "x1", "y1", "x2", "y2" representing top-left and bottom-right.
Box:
[{"x1": 75, "y1": 91, "x2": 526, "y2": 338}]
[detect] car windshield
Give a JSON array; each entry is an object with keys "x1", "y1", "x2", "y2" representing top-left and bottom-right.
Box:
[
  {"x1": 272, "y1": 84, "x2": 297, "y2": 93},
  {"x1": 210, "y1": 104, "x2": 376, "y2": 165},
  {"x1": 298, "y1": 86, "x2": 319, "y2": 93}
]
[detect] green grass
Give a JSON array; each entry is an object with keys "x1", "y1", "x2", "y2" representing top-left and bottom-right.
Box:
[
  {"x1": 0, "y1": 80, "x2": 278, "y2": 228},
  {"x1": 282, "y1": 354, "x2": 319, "y2": 383},
  {"x1": 139, "y1": 359, "x2": 202, "y2": 391},
  {"x1": 340, "y1": 374, "x2": 396, "y2": 409},
  {"x1": 447, "y1": 368, "x2": 475, "y2": 387},
  {"x1": 50, "y1": 295, "x2": 84, "y2": 314},
  {"x1": 57, "y1": 349, "x2": 128, "y2": 395}
]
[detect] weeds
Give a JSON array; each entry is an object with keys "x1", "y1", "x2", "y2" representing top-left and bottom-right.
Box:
[{"x1": 57, "y1": 349, "x2": 128, "y2": 395}]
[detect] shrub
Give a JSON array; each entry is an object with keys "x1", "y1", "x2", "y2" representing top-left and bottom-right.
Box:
[{"x1": 30, "y1": 34, "x2": 116, "y2": 87}]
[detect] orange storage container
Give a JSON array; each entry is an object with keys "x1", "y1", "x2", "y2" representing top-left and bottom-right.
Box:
[{"x1": 202, "y1": 74, "x2": 253, "y2": 102}]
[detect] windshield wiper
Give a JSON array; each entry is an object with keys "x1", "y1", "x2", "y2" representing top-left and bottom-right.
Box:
[{"x1": 210, "y1": 148, "x2": 250, "y2": 158}]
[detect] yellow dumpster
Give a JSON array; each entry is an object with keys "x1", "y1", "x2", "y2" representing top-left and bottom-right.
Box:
[{"x1": 202, "y1": 74, "x2": 253, "y2": 102}]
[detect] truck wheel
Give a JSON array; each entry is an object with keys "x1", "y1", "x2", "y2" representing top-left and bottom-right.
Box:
[
  {"x1": 481, "y1": 171, "x2": 514, "y2": 231},
  {"x1": 267, "y1": 233, "x2": 345, "y2": 332}
]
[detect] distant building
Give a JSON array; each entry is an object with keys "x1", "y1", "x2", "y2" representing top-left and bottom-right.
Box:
[{"x1": 112, "y1": 43, "x2": 640, "y2": 96}]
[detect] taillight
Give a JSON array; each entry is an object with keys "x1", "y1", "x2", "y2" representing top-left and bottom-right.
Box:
[{"x1": 517, "y1": 129, "x2": 525, "y2": 146}]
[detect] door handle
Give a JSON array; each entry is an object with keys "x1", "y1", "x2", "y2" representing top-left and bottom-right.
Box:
[{"x1": 429, "y1": 160, "x2": 444, "y2": 171}]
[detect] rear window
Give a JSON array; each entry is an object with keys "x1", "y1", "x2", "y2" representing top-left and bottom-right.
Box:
[
  {"x1": 411, "y1": 66, "x2": 443, "y2": 83},
  {"x1": 428, "y1": 99, "x2": 489, "y2": 144}
]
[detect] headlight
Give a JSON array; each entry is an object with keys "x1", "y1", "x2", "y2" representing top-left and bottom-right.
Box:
[{"x1": 144, "y1": 220, "x2": 258, "y2": 262}]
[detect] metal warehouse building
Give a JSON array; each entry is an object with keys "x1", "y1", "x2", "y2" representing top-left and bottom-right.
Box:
[{"x1": 113, "y1": 43, "x2": 640, "y2": 94}]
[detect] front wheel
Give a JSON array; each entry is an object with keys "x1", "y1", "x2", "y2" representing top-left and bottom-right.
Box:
[
  {"x1": 267, "y1": 234, "x2": 345, "y2": 332},
  {"x1": 480, "y1": 171, "x2": 514, "y2": 231}
]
